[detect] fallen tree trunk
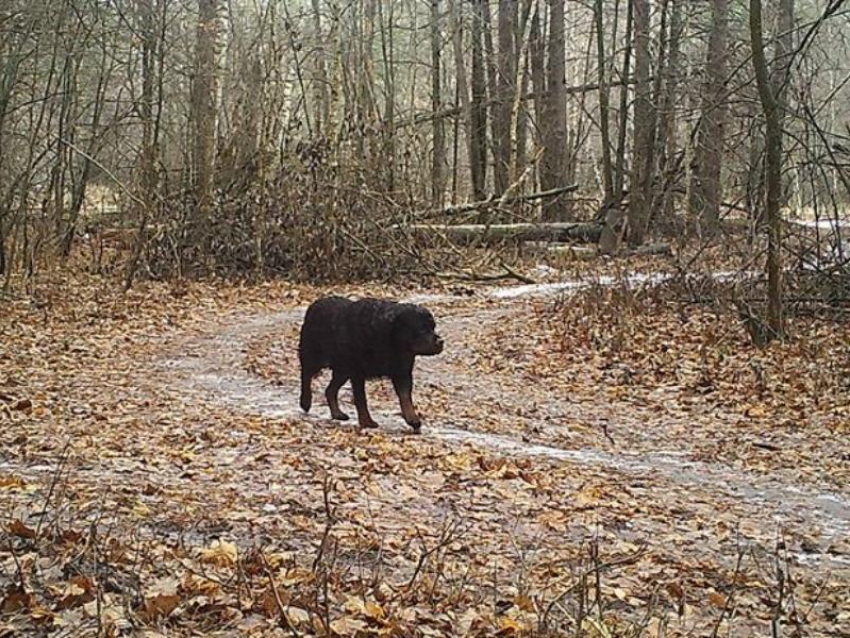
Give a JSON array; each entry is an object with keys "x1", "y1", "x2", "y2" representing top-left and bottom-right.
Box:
[
  {"x1": 418, "y1": 184, "x2": 579, "y2": 219},
  {"x1": 524, "y1": 242, "x2": 599, "y2": 260},
  {"x1": 524, "y1": 241, "x2": 672, "y2": 259},
  {"x1": 405, "y1": 221, "x2": 603, "y2": 243}
]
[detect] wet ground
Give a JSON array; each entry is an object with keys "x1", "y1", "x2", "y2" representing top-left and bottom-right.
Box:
[
  {"x1": 3, "y1": 272, "x2": 849, "y2": 635},
  {"x1": 157, "y1": 279, "x2": 850, "y2": 574}
]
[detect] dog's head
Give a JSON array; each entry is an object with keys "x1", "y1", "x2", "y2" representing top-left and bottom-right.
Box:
[{"x1": 393, "y1": 305, "x2": 444, "y2": 356}]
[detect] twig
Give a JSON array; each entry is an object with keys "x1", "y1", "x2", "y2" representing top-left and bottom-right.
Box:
[
  {"x1": 542, "y1": 544, "x2": 647, "y2": 627},
  {"x1": 34, "y1": 440, "x2": 73, "y2": 538},
  {"x1": 710, "y1": 538, "x2": 746, "y2": 638},
  {"x1": 405, "y1": 519, "x2": 464, "y2": 591},
  {"x1": 260, "y1": 550, "x2": 301, "y2": 637},
  {"x1": 6, "y1": 538, "x2": 27, "y2": 594},
  {"x1": 499, "y1": 260, "x2": 536, "y2": 284},
  {"x1": 311, "y1": 475, "x2": 336, "y2": 573}
]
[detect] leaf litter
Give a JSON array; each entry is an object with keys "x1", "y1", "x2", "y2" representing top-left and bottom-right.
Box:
[{"x1": 0, "y1": 267, "x2": 848, "y2": 636}]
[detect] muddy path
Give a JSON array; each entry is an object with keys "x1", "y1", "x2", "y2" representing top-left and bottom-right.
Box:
[{"x1": 156, "y1": 281, "x2": 850, "y2": 571}]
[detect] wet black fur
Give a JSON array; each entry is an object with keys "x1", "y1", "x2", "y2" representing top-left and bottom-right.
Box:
[{"x1": 298, "y1": 296, "x2": 443, "y2": 430}]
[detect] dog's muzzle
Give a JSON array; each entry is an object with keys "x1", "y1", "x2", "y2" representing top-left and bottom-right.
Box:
[{"x1": 432, "y1": 335, "x2": 444, "y2": 354}]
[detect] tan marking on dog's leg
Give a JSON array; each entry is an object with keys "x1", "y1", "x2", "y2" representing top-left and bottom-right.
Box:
[
  {"x1": 351, "y1": 377, "x2": 378, "y2": 429},
  {"x1": 325, "y1": 372, "x2": 350, "y2": 421},
  {"x1": 398, "y1": 392, "x2": 419, "y2": 426}
]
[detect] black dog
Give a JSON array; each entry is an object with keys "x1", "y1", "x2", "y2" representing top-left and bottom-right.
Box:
[{"x1": 298, "y1": 296, "x2": 443, "y2": 431}]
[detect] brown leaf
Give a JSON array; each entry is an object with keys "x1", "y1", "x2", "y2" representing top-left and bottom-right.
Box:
[
  {"x1": 8, "y1": 519, "x2": 36, "y2": 539},
  {"x1": 200, "y1": 539, "x2": 238, "y2": 568},
  {"x1": 708, "y1": 591, "x2": 727, "y2": 609},
  {"x1": 142, "y1": 593, "x2": 181, "y2": 621},
  {"x1": 1, "y1": 588, "x2": 32, "y2": 614},
  {"x1": 330, "y1": 616, "x2": 368, "y2": 636},
  {"x1": 0, "y1": 475, "x2": 25, "y2": 489},
  {"x1": 57, "y1": 576, "x2": 96, "y2": 610}
]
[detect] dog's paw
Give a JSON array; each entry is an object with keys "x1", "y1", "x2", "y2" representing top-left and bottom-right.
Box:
[
  {"x1": 405, "y1": 416, "x2": 422, "y2": 432},
  {"x1": 331, "y1": 411, "x2": 350, "y2": 421},
  {"x1": 299, "y1": 393, "x2": 312, "y2": 413}
]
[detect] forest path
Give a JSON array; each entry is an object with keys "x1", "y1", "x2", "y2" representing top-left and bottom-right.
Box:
[{"x1": 156, "y1": 277, "x2": 850, "y2": 571}]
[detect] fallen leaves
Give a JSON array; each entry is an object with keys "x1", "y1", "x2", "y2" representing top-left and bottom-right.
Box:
[
  {"x1": 7, "y1": 520, "x2": 36, "y2": 539},
  {"x1": 1, "y1": 273, "x2": 847, "y2": 637}
]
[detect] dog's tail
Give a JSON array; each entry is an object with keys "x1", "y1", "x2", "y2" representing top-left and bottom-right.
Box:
[{"x1": 299, "y1": 367, "x2": 312, "y2": 413}]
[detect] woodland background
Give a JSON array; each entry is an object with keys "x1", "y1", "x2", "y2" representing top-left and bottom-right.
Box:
[
  {"x1": 0, "y1": 1, "x2": 847, "y2": 295},
  {"x1": 1, "y1": 0, "x2": 850, "y2": 636}
]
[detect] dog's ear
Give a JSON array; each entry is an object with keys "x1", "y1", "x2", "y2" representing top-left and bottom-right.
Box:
[{"x1": 391, "y1": 305, "x2": 422, "y2": 342}]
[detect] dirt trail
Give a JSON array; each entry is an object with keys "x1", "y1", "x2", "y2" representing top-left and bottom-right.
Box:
[{"x1": 157, "y1": 281, "x2": 850, "y2": 569}]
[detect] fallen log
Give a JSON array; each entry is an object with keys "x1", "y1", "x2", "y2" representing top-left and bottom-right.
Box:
[
  {"x1": 524, "y1": 242, "x2": 599, "y2": 260},
  {"x1": 417, "y1": 184, "x2": 580, "y2": 220},
  {"x1": 631, "y1": 242, "x2": 673, "y2": 257},
  {"x1": 405, "y1": 221, "x2": 603, "y2": 244},
  {"x1": 525, "y1": 241, "x2": 672, "y2": 260}
]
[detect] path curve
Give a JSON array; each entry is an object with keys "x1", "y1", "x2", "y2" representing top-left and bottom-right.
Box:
[{"x1": 156, "y1": 280, "x2": 850, "y2": 568}]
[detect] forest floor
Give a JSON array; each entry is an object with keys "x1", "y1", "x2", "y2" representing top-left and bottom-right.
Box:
[{"x1": 1, "y1": 261, "x2": 849, "y2": 637}]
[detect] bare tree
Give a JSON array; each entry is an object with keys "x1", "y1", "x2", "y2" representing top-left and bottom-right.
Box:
[
  {"x1": 613, "y1": 0, "x2": 634, "y2": 202},
  {"x1": 540, "y1": 0, "x2": 569, "y2": 221},
  {"x1": 594, "y1": 0, "x2": 614, "y2": 204},
  {"x1": 627, "y1": 0, "x2": 652, "y2": 245},
  {"x1": 749, "y1": 0, "x2": 784, "y2": 338},
  {"x1": 470, "y1": 0, "x2": 488, "y2": 201},
  {"x1": 689, "y1": 0, "x2": 729, "y2": 232},
  {"x1": 191, "y1": 0, "x2": 222, "y2": 253},
  {"x1": 493, "y1": 0, "x2": 516, "y2": 195},
  {"x1": 431, "y1": 0, "x2": 445, "y2": 207}
]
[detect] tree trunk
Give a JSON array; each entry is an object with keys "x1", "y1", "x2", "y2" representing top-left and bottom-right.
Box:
[
  {"x1": 449, "y1": 0, "x2": 472, "y2": 201},
  {"x1": 470, "y1": 0, "x2": 488, "y2": 201},
  {"x1": 540, "y1": 0, "x2": 569, "y2": 221},
  {"x1": 311, "y1": 0, "x2": 330, "y2": 136},
  {"x1": 613, "y1": 0, "x2": 633, "y2": 200},
  {"x1": 594, "y1": 0, "x2": 614, "y2": 203},
  {"x1": 529, "y1": 3, "x2": 546, "y2": 181},
  {"x1": 377, "y1": 0, "x2": 395, "y2": 191},
  {"x1": 191, "y1": 0, "x2": 221, "y2": 254},
  {"x1": 749, "y1": 0, "x2": 783, "y2": 339},
  {"x1": 656, "y1": 0, "x2": 684, "y2": 221},
  {"x1": 431, "y1": 0, "x2": 445, "y2": 207},
  {"x1": 688, "y1": 0, "x2": 729, "y2": 232},
  {"x1": 509, "y1": 0, "x2": 534, "y2": 186},
  {"x1": 627, "y1": 0, "x2": 651, "y2": 245},
  {"x1": 493, "y1": 0, "x2": 516, "y2": 195}
]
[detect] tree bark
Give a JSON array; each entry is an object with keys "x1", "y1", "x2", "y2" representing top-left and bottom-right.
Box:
[
  {"x1": 311, "y1": 0, "x2": 330, "y2": 136},
  {"x1": 470, "y1": 0, "x2": 489, "y2": 201},
  {"x1": 405, "y1": 221, "x2": 602, "y2": 243},
  {"x1": 688, "y1": 0, "x2": 729, "y2": 231},
  {"x1": 493, "y1": 0, "x2": 516, "y2": 195},
  {"x1": 627, "y1": 0, "x2": 652, "y2": 245},
  {"x1": 656, "y1": 0, "x2": 683, "y2": 221},
  {"x1": 613, "y1": 0, "x2": 633, "y2": 200},
  {"x1": 449, "y1": 0, "x2": 471, "y2": 202},
  {"x1": 431, "y1": 0, "x2": 445, "y2": 207},
  {"x1": 540, "y1": 0, "x2": 569, "y2": 221},
  {"x1": 749, "y1": 0, "x2": 784, "y2": 338},
  {"x1": 594, "y1": 0, "x2": 614, "y2": 203},
  {"x1": 191, "y1": 0, "x2": 221, "y2": 254},
  {"x1": 529, "y1": 3, "x2": 546, "y2": 174}
]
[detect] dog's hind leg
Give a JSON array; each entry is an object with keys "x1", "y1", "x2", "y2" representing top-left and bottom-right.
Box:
[
  {"x1": 351, "y1": 376, "x2": 378, "y2": 429},
  {"x1": 325, "y1": 370, "x2": 350, "y2": 420}
]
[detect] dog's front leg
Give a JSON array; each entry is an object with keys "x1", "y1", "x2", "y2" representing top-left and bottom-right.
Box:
[
  {"x1": 392, "y1": 374, "x2": 421, "y2": 432},
  {"x1": 351, "y1": 376, "x2": 378, "y2": 429}
]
